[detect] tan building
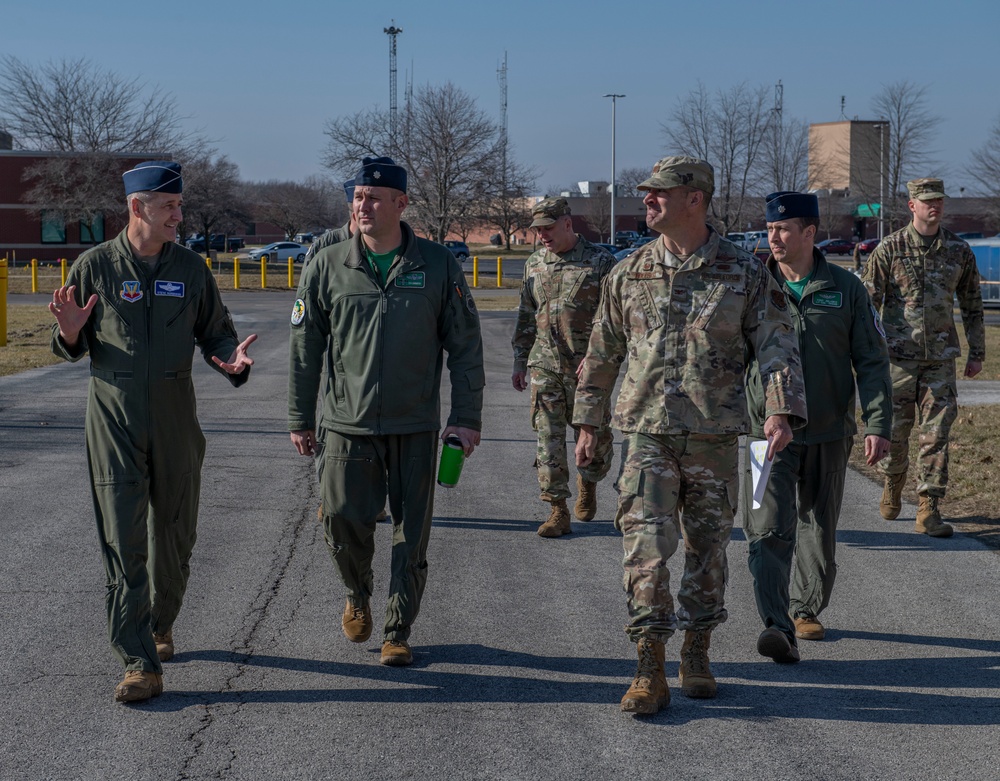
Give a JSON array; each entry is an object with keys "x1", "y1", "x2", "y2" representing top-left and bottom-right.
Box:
[{"x1": 808, "y1": 120, "x2": 889, "y2": 203}]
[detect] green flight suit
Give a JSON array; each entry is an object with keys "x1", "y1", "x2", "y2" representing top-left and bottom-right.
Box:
[
  {"x1": 52, "y1": 231, "x2": 249, "y2": 674},
  {"x1": 288, "y1": 223, "x2": 484, "y2": 642},
  {"x1": 743, "y1": 250, "x2": 891, "y2": 642}
]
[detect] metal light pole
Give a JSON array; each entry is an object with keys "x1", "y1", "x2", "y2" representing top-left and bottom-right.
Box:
[
  {"x1": 876, "y1": 120, "x2": 887, "y2": 240},
  {"x1": 603, "y1": 94, "x2": 625, "y2": 243}
]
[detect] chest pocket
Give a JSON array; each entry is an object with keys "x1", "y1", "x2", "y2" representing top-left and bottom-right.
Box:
[
  {"x1": 564, "y1": 269, "x2": 594, "y2": 306},
  {"x1": 624, "y1": 272, "x2": 666, "y2": 334},
  {"x1": 691, "y1": 282, "x2": 740, "y2": 339}
]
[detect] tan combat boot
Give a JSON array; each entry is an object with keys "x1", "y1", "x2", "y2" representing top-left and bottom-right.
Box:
[
  {"x1": 915, "y1": 496, "x2": 954, "y2": 538},
  {"x1": 153, "y1": 629, "x2": 174, "y2": 662},
  {"x1": 537, "y1": 499, "x2": 571, "y2": 538},
  {"x1": 574, "y1": 475, "x2": 598, "y2": 521},
  {"x1": 679, "y1": 630, "x2": 717, "y2": 699},
  {"x1": 880, "y1": 473, "x2": 907, "y2": 520},
  {"x1": 620, "y1": 638, "x2": 669, "y2": 715},
  {"x1": 114, "y1": 670, "x2": 163, "y2": 703},
  {"x1": 342, "y1": 599, "x2": 373, "y2": 642}
]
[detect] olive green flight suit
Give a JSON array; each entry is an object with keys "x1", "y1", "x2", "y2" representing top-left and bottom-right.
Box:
[{"x1": 52, "y1": 231, "x2": 249, "y2": 674}]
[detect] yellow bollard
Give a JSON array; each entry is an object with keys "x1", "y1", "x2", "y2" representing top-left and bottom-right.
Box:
[
  {"x1": 472, "y1": 256, "x2": 478, "y2": 288},
  {"x1": 496, "y1": 256, "x2": 503, "y2": 288},
  {"x1": 261, "y1": 257, "x2": 268, "y2": 289},
  {"x1": 234, "y1": 257, "x2": 241, "y2": 289},
  {"x1": 288, "y1": 257, "x2": 294, "y2": 289},
  {"x1": 0, "y1": 258, "x2": 7, "y2": 347},
  {"x1": 31, "y1": 258, "x2": 38, "y2": 293},
  {"x1": 206, "y1": 255, "x2": 211, "y2": 270},
  {"x1": 61, "y1": 258, "x2": 67, "y2": 286}
]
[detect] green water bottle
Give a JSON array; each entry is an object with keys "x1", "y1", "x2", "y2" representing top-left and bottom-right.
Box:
[{"x1": 437, "y1": 435, "x2": 465, "y2": 488}]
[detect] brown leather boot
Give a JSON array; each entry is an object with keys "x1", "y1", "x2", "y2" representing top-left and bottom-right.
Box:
[
  {"x1": 342, "y1": 599, "x2": 373, "y2": 642},
  {"x1": 679, "y1": 630, "x2": 717, "y2": 699},
  {"x1": 153, "y1": 629, "x2": 174, "y2": 662},
  {"x1": 537, "y1": 499, "x2": 571, "y2": 537},
  {"x1": 916, "y1": 495, "x2": 953, "y2": 538},
  {"x1": 574, "y1": 475, "x2": 598, "y2": 521},
  {"x1": 880, "y1": 473, "x2": 906, "y2": 520},
  {"x1": 114, "y1": 670, "x2": 163, "y2": 703},
  {"x1": 620, "y1": 638, "x2": 669, "y2": 715},
  {"x1": 380, "y1": 640, "x2": 413, "y2": 666}
]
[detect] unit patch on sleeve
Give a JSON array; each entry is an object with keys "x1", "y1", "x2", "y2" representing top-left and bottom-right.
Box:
[
  {"x1": 291, "y1": 298, "x2": 306, "y2": 326},
  {"x1": 154, "y1": 281, "x2": 185, "y2": 297},
  {"x1": 812, "y1": 291, "x2": 843, "y2": 308},
  {"x1": 871, "y1": 304, "x2": 886, "y2": 338}
]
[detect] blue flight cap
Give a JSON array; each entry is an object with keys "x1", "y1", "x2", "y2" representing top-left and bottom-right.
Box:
[
  {"x1": 354, "y1": 156, "x2": 407, "y2": 193},
  {"x1": 343, "y1": 178, "x2": 355, "y2": 202},
  {"x1": 122, "y1": 161, "x2": 183, "y2": 195},
  {"x1": 765, "y1": 191, "x2": 819, "y2": 222}
]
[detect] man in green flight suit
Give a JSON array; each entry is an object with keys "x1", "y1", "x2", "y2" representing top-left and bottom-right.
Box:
[
  {"x1": 288, "y1": 156, "x2": 484, "y2": 667},
  {"x1": 49, "y1": 160, "x2": 257, "y2": 703},
  {"x1": 743, "y1": 191, "x2": 892, "y2": 664}
]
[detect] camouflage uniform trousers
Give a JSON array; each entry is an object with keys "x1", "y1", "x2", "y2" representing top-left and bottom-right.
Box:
[
  {"x1": 530, "y1": 367, "x2": 613, "y2": 501},
  {"x1": 883, "y1": 358, "x2": 958, "y2": 498},
  {"x1": 614, "y1": 431, "x2": 738, "y2": 643}
]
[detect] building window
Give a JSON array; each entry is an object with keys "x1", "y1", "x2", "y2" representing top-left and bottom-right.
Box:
[
  {"x1": 41, "y1": 211, "x2": 66, "y2": 244},
  {"x1": 80, "y1": 215, "x2": 105, "y2": 244}
]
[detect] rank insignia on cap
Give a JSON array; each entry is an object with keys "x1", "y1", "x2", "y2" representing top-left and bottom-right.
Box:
[
  {"x1": 373, "y1": 170, "x2": 381, "y2": 179},
  {"x1": 121, "y1": 281, "x2": 143, "y2": 302},
  {"x1": 778, "y1": 205, "x2": 786, "y2": 213},
  {"x1": 291, "y1": 298, "x2": 306, "y2": 326}
]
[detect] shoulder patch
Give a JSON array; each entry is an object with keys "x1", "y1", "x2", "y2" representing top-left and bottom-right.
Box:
[
  {"x1": 770, "y1": 289, "x2": 787, "y2": 311},
  {"x1": 871, "y1": 304, "x2": 886, "y2": 338},
  {"x1": 291, "y1": 298, "x2": 306, "y2": 326}
]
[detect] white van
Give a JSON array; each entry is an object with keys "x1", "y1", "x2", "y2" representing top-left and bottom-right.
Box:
[{"x1": 742, "y1": 231, "x2": 769, "y2": 254}]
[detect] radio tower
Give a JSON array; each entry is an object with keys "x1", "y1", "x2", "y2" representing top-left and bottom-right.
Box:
[
  {"x1": 497, "y1": 52, "x2": 508, "y2": 191},
  {"x1": 384, "y1": 21, "x2": 403, "y2": 152}
]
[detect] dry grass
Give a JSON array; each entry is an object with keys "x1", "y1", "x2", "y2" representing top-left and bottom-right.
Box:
[
  {"x1": 958, "y1": 323, "x2": 1000, "y2": 380},
  {"x1": 0, "y1": 305, "x2": 62, "y2": 376}
]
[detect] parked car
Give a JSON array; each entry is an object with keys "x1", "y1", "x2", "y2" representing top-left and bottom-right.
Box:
[
  {"x1": 186, "y1": 234, "x2": 245, "y2": 252},
  {"x1": 742, "y1": 231, "x2": 769, "y2": 254},
  {"x1": 856, "y1": 237, "x2": 880, "y2": 255},
  {"x1": 615, "y1": 230, "x2": 640, "y2": 248},
  {"x1": 614, "y1": 247, "x2": 638, "y2": 262},
  {"x1": 294, "y1": 232, "x2": 315, "y2": 244},
  {"x1": 248, "y1": 241, "x2": 310, "y2": 263},
  {"x1": 594, "y1": 243, "x2": 618, "y2": 254},
  {"x1": 630, "y1": 236, "x2": 655, "y2": 249},
  {"x1": 443, "y1": 240, "x2": 470, "y2": 261},
  {"x1": 957, "y1": 232, "x2": 984, "y2": 240},
  {"x1": 726, "y1": 232, "x2": 746, "y2": 245},
  {"x1": 816, "y1": 238, "x2": 856, "y2": 256}
]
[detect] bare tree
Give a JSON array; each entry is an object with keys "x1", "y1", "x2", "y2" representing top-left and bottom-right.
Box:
[
  {"x1": 616, "y1": 166, "x2": 649, "y2": 197},
  {"x1": 323, "y1": 83, "x2": 501, "y2": 242},
  {"x1": 477, "y1": 136, "x2": 537, "y2": 250},
  {"x1": 246, "y1": 179, "x2": 343, "y2": 241},
  {"x1": 584, "y1": 194, "x2": 612, "y2": 243},
  {"x1": 1, "y1": 55, "x2": 204, "y2": 237},
  {"x1": 966, "y1": 113, "x2": 1000, "y2": 230},
  {"x1": 871, "y1": 81, "x2": 941, "y2": 230},
  {"x1": 662, "y1": 82, "x2": 773, "y2": 234},
  {"x1": 178, "y1": 154, "x2": 247, "y2": 248},
  {"x1": 761, "y1": 116, "x2": 810, "y2": 193},
  {"x1": 0, "y1": 56, "x2": 195, "y2": 153}
]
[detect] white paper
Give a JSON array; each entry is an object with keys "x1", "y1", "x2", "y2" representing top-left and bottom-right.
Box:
[{"x1": 748, "y1": 439, "x2": 773, "y2": 510}]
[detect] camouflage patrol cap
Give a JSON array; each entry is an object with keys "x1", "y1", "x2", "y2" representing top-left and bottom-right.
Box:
[
  {"x1": 530, "y1": 197, "x2": 572, "y2": 228},
  {"x1": 907, "y1": 178, "x2": 946, "y2": 201},
  {"x1": 637, "y1": 156, "x2": 714, "y2": 196}
]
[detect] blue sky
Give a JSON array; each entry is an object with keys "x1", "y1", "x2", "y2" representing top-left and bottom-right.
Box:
[{"x1": 5, "y1": 0, "x2": 998, "y2": 194}]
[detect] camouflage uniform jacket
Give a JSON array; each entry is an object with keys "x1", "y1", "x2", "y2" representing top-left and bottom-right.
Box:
[
  {"x1": 288, "y1": 222, "x2": 484, "y2": 436},
  {"x1": 863, "y1": 223, "x2": 985, "y2": 362},
  {"x1": 747, "y1": 250, "x2": 892, "y2": 445},
  {"x1": 304, "y1": 222, "x2": 352, "y2": 263},
  {"x1": 511, "y1": 236, "x2": 616, "y2": 375},
  {"x1": 573, "y1": 230, "x2": 807, "y2": 435}
]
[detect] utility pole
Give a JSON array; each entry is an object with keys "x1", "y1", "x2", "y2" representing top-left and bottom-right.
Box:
[
  {"x1": 384, "y1": 21, "x2": 403, "y2": 153},
  {"x1": 497, "y1": 52, "x2": 509, "y2": 246},
  {"x1": 772, "y1": 80, "x2": 783, "y2": 189},
  {"x1": 603, "y1": 94, "x2": 625, "y2": 243}
]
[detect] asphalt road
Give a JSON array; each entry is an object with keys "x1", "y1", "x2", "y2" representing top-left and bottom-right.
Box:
[{"x1": 1, "y1": 292, "x2": 999, "y2": 781}]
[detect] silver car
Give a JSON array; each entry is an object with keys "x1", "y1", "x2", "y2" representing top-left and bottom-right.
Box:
[{"x1": 248, "y1": 242, "x2": 310, "y2": 263}]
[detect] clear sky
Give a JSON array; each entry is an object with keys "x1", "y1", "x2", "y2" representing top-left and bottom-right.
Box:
[{"x1": 5, "y1": 0, "x2": 998, "y2": 194}]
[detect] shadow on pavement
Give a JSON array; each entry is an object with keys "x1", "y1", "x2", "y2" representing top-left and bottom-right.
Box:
[
  {"x1": 138, "y1": 641, "x2": 1000, "y2": 726},
  {"x1": 433, "y1": 516, "x2": 620, "y2": 537}
]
